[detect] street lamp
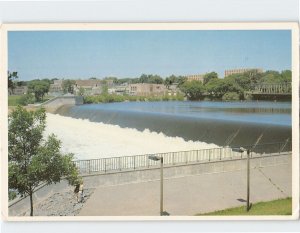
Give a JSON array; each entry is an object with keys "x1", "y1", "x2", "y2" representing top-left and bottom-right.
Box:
[
  {"x1": 148, "y1": 155, "x2": 164, "y2": 216},
  {"x1": 232, "y1": 147, "x2": 251, "y2": 211}
]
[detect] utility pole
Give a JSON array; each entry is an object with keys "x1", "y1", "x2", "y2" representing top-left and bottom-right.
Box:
[
  {"x1": 246, "y1": 149, "x2": 250, "y2": 211},
  {"x1": 160, "y1": 157, "x2": 164, "y2": 216}
]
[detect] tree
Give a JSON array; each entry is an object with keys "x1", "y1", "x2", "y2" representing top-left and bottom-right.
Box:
[
  {"x1": 164, "y1": 77, "x2": 173, "y2": 89},
  {"x1": 206, "y1": 78, "x2": 243, "y2": 99},
  {"x1": 138, "y1": 74, "x2": 163, "y2": 84},
  {"x1": 164, "y1": 75, "x2": 186, "y2": 88},
  {"x1": 8, "y1": 106, "x2": 79, "y2": 216},
  {"x1": 180, "y1": 80, "x2": 205, "y2": 100},
  {"x1": 203, "y1": 72, "x2": 218, "y2": 85},
  {"x1": 62, "y1": 79, "x2": 76, "y2": 94},
  {"x1": 28, "y1": 80, "x2": 50, "y2": 102},
  {"x1": 8, "y1": 71, "x2": 19, "y2": 94},
  {"x1": 78, "y1": 87, "x2": 85, "y2": 96},
  {"x1": 281, "y1": 70, "x2": 292, "y2": 83}
]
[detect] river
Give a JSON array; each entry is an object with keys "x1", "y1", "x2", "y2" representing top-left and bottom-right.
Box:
[{"x1": 56, "y1": 101, "x2": 291, "y2": 148}]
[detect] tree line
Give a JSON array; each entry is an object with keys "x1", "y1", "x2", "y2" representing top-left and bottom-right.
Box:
[
  {"x1": 180, "y1": 70, "x2": 291, "y2": 101},
  {"x1": 8, "y1": 69, "x2": 292, "y2": 103}
]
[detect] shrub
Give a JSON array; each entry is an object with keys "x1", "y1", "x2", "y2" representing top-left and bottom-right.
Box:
[
  {"x1": 17, "y1": 94, "x2": 35, "y2": 106},
  {"x1": 9, "y1": 190, "x2": 17, "y2": 201},
  {"x1": 222, "y1": 92, "x2": 240, "y2": 101}
]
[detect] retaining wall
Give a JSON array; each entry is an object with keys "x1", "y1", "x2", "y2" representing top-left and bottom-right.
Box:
[{"x1": 39, "y1": 96, "x2": 83, "y2": 113}]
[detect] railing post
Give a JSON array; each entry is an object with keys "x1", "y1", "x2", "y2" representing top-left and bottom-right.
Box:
[
  {"x1": 219, "y1": 148, "x2": 222, "y2": 160},
  {"x1": 119, "y1": 157, "x2": 122, "y2": 171},
  {"x1": 209, "y1": 150, "x2": 211, "y2": 161},
  {"x1": 133, "y1": 156, "x2": 136, "y2": 170},
  {"x1": 197, "y1": 150, "x2": 199, "y2": 162},
  {"x1": 172, "y1": 152, "x2": 175, "y2": 165},
  {"x1": 88, "y1": 160, "x2": 91, "y2": 174},
  {"x1": 104, "y1": 158, "x2": 106, "y2": 173},
  {"x1": 186, "y1": 151, "x2": 188, "y2": 164},
  {"x1": 147, "y1": 155, "x2": 150, "y2": 168}
]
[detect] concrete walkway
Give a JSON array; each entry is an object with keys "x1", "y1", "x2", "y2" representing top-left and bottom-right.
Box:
[{"x1": 79, "y1": 163, "x2": 291, "y2": 216}]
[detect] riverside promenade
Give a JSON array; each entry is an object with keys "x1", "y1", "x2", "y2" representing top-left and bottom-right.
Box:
[
  {"x1": 9, "y1": 152, "x2": 291, "y2": 216},
  {"x1": 79, "y1": 161, "x2": 291, "y2": 216}
]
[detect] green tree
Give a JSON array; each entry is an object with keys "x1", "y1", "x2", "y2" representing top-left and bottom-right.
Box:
[
  {"x1": 224, "y1": 74, "x2": 251, "y2": 91},
  {"x1": 17, "y1": 94, "x2": 35, "y2": 106},
  {"x1": 243, "y1": 69, "x2": 263, "y2": 85},
  {"x1": 139, "y1": 74, "x2": 163, "y2": 84},
  {"x1": 203, "y1": 72, "x2": 218, "y2": 85},
  {"x1": 78, "y1": 87, "x2": 85, "y2": 96},
  {"x1": 281, "y1": 70, "x2": 292, "y2": 83},
  {"x1": 164, "y1": 75, "x2": 186, "y2": 88},
  {"x1": 180, "y1": 80, "x2": 205, "y2": 100},
  {"x1": 8, "y1": 106, "x2": 79, "y2": 216},
  {"x1": 62, "y1": 79, "x2": 76, "y2": 94},
  {"x1": 8, "y1": 71, "x2": 19, "y2": 94},
  {"x1": 206, "y1": 78, "x2": 242, "y2": 99},
  {"x1": 164, "y1": 77, "x2": 173, "y2": 89},
  {"x1": 28, "y1": 80, "x2": 50, "y2": 102}
]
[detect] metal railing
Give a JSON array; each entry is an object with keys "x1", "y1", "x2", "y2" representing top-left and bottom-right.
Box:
[
  {"x1": 73, "y1": 141, "x2": 291, "y2": 175},
  {"x1": 252, "y1": 83, "x2": 291, "y2": 94}
]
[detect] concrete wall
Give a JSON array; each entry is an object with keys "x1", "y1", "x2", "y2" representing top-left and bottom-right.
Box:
[
  {"x1": 8, "y1": 153, "x2": 291, "y2": 216},
  {"x1": 39, "y1": 96, "x2": 83, "y2": 113}
]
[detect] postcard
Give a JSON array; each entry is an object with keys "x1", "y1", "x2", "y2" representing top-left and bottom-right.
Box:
[{"x1": 1, "y1": 22, "x2": 299, "y2": 221}]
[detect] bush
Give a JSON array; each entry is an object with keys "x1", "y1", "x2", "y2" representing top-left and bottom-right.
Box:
[
  {"x1": 222, "y1": 92, "x2": 240, "y2": 101},
  {"x1": 83, "y1": 93, "x2": 185, "y2": 104},
  {"x1": 9, "y1": 190, "x2": 17, "y2": 201},
  {"x1": 17, "y1": 94, "x2": 35, "y2": 106}
]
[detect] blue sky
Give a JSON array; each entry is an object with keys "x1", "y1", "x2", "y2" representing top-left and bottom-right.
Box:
[{"x1": 8, "y1": 30, "x2": 291, "y2": 81}]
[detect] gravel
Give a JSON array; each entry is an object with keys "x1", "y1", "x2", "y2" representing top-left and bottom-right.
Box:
[{"x1": 21, "y1": 188, "x2": 95, "y2": 216}]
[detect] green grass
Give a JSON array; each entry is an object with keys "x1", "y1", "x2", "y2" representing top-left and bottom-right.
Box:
[
  {"x1": 8, "y1": 95, "x2": 22, "y2": 106},
  {"x1": 196, "y1": 198, "x2": 292, "y2": 216},
  {"x1": 8, "y1": 95, "x2": 54, "y2": 106}
]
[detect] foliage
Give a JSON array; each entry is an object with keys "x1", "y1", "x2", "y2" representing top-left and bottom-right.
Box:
[
  {"x1": 203, "y1": 72, "x2": 218, "y2": 85},
  {"x1": 8, "y1": 106, "x2": 79, "y2": 216},
  {"x1": 9, "y1": 190, "x2": 17, "y2": 201},
  {"x1": 224, "y1": 74, "x2": 251, "y2": 91},
  {"x1": 280, "y1": 70, "x2": 292, "y2": 83},
  {"x1": 222, "y1": 92, "x2": 240, "y2": 101},
  {"x1": 28, "y1": 80, "x2": 50, "y2": 102},
  {"x1": 136, "y1": 74, "x2": 164, "y2": 84},
  {"x1": 197, "y1": 198, "x2": 292, "y2": 216},
  {"x1": 205, "y1": 78, "x2": 242, "y2": 99},
  {"x1": 17, "y1": 94, "x2": 35, "y2": 106},
  {"x1": 180, "y1": 80, "x2": 205, "y2": 100},
  {"x1": 8, "y1": 95, "x2": 22, "y2": 106},
  {"x1": 164, "y1": 75, "x2": 187, "y2": 89},
  {"x1": 62, "y1": 79, "x2": 76, "y2": 94},
  {"x1": 78, "y1": 87, "x2": 85, "y2": 96},
  {"x1": 101, "y1": 85, "x2": 108, "y2": 95},
  {"x1": 8, "y1": 71, "x2": 19, "y2": 94},
  {"x1": 83, "y1": 93, "x2": 184, "y2": 104}
]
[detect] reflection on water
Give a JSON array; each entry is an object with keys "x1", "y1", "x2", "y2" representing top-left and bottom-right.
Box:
[{"x1": 56, "y1": 101, "x2": 291, "y2": 147}]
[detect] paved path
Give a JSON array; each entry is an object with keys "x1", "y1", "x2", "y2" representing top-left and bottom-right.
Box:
[{"x1": 79, "y1": 163, "x2": 291, "y2": 216}]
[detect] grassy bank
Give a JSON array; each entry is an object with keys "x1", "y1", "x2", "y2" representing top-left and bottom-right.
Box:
[
  {"x1": 83, "y1": 93, "x2": 185, "y2": 104},
  {"x1": 8, "y1": 94, "x2": 54, "y2": 106},
  {"x1": 196, "y1": 198, "x2": 292, "y2": 216},
  {"x1": 8, "y1": 95, "x2": 22, "y2": 106}
]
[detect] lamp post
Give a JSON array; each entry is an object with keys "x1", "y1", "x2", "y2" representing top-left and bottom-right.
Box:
[
  {"x1": 148, "y1": 155, "x2": 164, "y2": 216},
  {"x1": 232, "y1": 147, "x2": 251, "y2": 211}
]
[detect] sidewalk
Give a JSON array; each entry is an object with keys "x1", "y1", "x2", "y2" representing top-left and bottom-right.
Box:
[{"x1": 79, "y1": 163, "x2": 291, "y2": 216}]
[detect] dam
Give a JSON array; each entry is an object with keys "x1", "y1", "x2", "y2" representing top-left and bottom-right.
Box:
[{"x1": 56, "y1": 101, "x2": 291, "y2": 149}]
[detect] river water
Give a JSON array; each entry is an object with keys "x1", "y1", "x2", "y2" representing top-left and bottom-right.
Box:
[{"x1": 56, "y1": 101, "x2": 291, "y2": 148}]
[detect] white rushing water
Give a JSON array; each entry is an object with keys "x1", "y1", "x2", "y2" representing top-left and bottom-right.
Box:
[{"x1": 44, "y1": 113, "x2": 218, "y2": 160}]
